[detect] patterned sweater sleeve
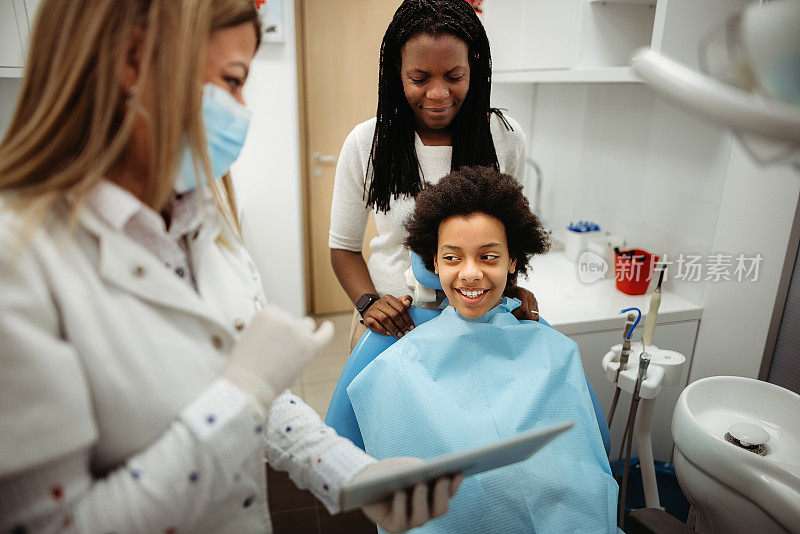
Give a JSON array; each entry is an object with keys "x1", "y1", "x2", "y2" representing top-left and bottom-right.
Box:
[
  {"x1": 263, "y1": 391, "x2": 376, "y2": 514},
  {"x1": 0, "y1": 379, "x2": 264, "y2": 534}
]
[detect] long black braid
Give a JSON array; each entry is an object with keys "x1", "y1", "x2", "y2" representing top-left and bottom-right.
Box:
[{"x1": 365, "y1": 0, "x2": 512, "y2": 213}]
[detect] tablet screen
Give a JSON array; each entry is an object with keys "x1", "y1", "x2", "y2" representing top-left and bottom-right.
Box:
[{"x1": 341, "y1": 421, "x2": 573, "y2": 511}]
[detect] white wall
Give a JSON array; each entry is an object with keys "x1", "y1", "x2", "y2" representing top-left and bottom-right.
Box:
[
  {"x1": 494, "y1": 82, "x2": 733, "y2": 305},
  {"x1": 491, "y1": 83, "x2": 536, "y2": 197},
  {"x1": 491, "y1": 80, "x2": 800, "y2": 386},
  {"x1": 232, "y1": 0, "x2": 306, "y2": 316},
  {"x1": 689, "y1": 142, "x2": 800, "y2": 381}
]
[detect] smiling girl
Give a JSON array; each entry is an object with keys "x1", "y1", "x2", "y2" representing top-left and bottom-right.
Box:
[
  {"x1": 404, "y1": 165, "x2": 549, "y2": 319},
  {"x1": 345, "y1": 167, "x2": 618, "y2": 533},
  {"x1": 329, "y1": 0, "x2": 538, "y2": 349}
]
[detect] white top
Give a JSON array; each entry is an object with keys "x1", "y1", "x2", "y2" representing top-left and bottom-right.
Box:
[
  {"x1": 88, "y1": 181, "x2": 202, "y2": 288},
  {"x1": 329, "y1": 114, "x2": 527, "y2": 299},
  {"x1": 0, "y1": 183, "x2": 374, "y2": 534}
]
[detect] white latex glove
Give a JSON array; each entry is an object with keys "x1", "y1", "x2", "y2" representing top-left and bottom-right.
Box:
[
  {"x1": 223, "y1": 304, "x2": 334, "y2": 416},
  {"x1": 354, "y1": 458, "x2": 463, "y2": 533}
]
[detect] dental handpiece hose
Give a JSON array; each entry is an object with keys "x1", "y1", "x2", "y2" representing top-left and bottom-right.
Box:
[
  {"x1": 634, "y1": 353, "x2": 650, "y2": 401},
  {"x1": 614, "y1": 348, "x2": 649, "y2": 481},
  {"x1": 607, "y1": 314, "x2": 637, "y2": 427},
  {"x1": 617, "y1": 352, "x2": 651, "y2": 528},
  {"x1": 614, "y1": 346, "x2": 647, "y2": 481},
  {"x1": 642, "y1": 267, "x2": 665, "y2": 347}
]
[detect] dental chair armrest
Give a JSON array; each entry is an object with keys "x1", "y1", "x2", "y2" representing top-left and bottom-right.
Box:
[{"x1": 625, "y1": 509, "x2": 694, "y2": 534}]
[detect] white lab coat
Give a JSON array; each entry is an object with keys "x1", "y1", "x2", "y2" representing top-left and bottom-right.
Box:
[{"x1": 0, "y1": 196, "x2": 370, "y2": 533}]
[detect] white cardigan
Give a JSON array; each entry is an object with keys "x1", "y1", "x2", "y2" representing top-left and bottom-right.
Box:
[
  {"x1": 0, "y1": 194, "x2": 372, "y2": 533},
  {"x1": 329, "y1": 113, "x2": 527, "y2": 300}
]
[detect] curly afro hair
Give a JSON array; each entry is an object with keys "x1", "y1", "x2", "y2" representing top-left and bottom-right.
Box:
[{"x1": 404, "y1": 166, "x2": 550, "y2": 284}]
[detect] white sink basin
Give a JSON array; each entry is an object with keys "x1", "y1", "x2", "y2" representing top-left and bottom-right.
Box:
[{"x1": 672, "y1": 376, "x2": 800, "y2": 533}]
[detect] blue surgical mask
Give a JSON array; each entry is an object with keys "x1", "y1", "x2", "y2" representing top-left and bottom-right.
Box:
[{"x1": 175, "y1": 83, "x2": 252, "y2": 193}]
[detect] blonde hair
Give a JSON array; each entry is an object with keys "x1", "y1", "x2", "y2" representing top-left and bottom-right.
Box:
[
  {"x1": 210, "y1": 0, "x2": 262, "y2": 238},
  {"x1": 212, "y1": 0, "x2": 263, "y2": 49},
  {"x1": 0, "y1": 0, "x2": 260, "y2": 243}
]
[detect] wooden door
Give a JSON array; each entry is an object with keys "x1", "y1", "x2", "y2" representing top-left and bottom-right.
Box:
[{"x1": 297, "y1": 0, "x2": 402, "y2": 315}]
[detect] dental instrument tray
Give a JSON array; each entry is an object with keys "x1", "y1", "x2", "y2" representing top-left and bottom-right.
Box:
[{"x1": 340, "y1": 421, "x2": 573, "y2": 511}]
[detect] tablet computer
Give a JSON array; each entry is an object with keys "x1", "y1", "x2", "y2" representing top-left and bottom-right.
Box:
[{"x1": 340, "y1": 421, "x2": 573, "y2": 511}]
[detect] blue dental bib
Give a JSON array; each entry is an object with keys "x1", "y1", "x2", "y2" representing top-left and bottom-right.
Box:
[{"x1": 347, "y1": 299, "x2": 618, "y2": 533}]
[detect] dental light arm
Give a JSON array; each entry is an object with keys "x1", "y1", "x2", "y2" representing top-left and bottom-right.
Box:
[{"x1": 632, "y1": 1, "x2": 800, "y2": 166}]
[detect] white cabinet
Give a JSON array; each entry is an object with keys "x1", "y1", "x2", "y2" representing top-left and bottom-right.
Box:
[
  {"x1": 482, "y1": 0, "x2": 582, "y2": 72},
  {"x1": 1, "y1": 0, "x2": 40, "y2": 77},
  {"x1": 483, "y1": 0, "x2": 655, "y2": 83},
  {"x1": 652, "y1": 0, "x2": 751, "y2": 70},
  {"x1": 484, "y1": 0, "x2": 750, "y2": 84}
]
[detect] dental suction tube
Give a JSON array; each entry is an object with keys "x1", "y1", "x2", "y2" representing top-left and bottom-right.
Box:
[
  {"x1": 607, "y1": 314, "x2": 637, "y2": 427},
  {"x1": 634, "y1": 352, "x2": 651, "y2": 401},
  {"x1": 617, "y1": 351, "x2": 652, "y2": 527}
]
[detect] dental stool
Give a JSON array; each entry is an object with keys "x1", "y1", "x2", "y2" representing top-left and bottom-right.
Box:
[{"x1": 325, "y1": 253, "x2": 611, "y2": 455}]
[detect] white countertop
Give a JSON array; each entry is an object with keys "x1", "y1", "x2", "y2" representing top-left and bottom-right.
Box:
[{"x1": 518, "y1": 252, "x2": 703, "y2": 335}]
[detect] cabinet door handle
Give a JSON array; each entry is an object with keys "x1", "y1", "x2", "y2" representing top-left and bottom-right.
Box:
[{"x1": 312, "y1": 153, "x2": 337, "y2": 163}]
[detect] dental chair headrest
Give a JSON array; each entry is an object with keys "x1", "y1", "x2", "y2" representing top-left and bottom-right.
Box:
[{"x1": 411, "y1": 252, "x2": 442, "y2": 290}]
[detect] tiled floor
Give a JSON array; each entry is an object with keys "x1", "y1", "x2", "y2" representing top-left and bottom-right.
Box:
[
  {"x1": 270, "y1": 311, "x2": 377, "y2": 533},
  {"x1": 267, "y1": 467, "x2": 375, "y2": 534}
]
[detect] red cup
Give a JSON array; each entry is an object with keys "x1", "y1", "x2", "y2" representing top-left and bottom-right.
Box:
[{"x1": 615, "y1": 249, "x2": 660, "y2": 295}]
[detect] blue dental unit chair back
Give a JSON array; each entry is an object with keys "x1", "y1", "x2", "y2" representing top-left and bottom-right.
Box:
[{"x1": 325, "y1": 254, "x2": 611, "y2": 455}]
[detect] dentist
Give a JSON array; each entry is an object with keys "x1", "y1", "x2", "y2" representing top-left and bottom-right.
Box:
[{"x1": 0, "y1": 1, "x2": 458, "y2": 533}]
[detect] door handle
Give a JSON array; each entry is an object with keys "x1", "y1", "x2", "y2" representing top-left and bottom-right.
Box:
[{"x1": 312, "y1": 152, "x2": 337, "y2": 163}]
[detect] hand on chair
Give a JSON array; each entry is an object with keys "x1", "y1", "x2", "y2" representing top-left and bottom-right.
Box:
[
  {"x1": 354, "y1": 458, "x2": 463, "y2": 533},
  {"x1": 505, "y1": 286, "x2": 539, "y2": 322},
  {"x1": 362, "y1": 294, "x2": 415, "y2": 338}
]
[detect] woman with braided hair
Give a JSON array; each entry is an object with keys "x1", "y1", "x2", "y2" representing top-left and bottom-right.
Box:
[{"x1": 329, "y1": 0, "x2": 539, "y2": 349}]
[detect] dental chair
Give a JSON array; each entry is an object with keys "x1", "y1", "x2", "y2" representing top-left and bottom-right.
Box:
[{"x1": 325, "y1": 253, "x2": 611, "y2": 455}]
